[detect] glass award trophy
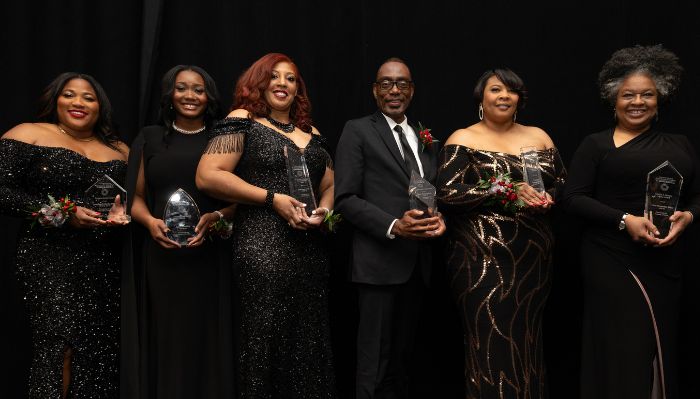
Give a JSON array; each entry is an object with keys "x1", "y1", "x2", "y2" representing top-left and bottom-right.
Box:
[
  {"x1": 520, "y1": 146, "x2": 546, "y2": 193},
  {"x1": 284, "y1": 145, "x2": 317, "y2": 216},
  {"x1": 408, "y1": 170, "x2": 437, "y2": 216},
  {"x1": 645, "y1": 161, "x2": 683, "y2": 238},
  {"x1": 84, "y1": 174, "x2": 130, "y2": 222},
  {"x1": 163, "y1": 188, "x2": 201, "y2": 246}
]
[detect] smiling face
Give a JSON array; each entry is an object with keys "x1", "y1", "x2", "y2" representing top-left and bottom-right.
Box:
[
  {"x1": 614, "y1": 73, "x2": 658, "y2": 133},
  {"x1": 172, "y1": 69, "x2": 208, "y2": 121},
  {"x1": 56, "y1": 78, "x2": 100, "y2": 133},
  {"x1": 373, "y1": 61, "x2": 414, "y2": 123},
  {"x1": 481, "y1": 75, "x2": 518, "y2": 123},
  {"x1": 263, "y1": 61, "x2": 298, "y2": 114}
]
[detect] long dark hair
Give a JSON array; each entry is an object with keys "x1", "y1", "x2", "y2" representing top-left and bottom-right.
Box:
[
  {"x1": 159, "y1": 65, "x2": 222, "y2": 131},
  {"x1": 37, "y1": 72, "x2": 120, "y2": 149}
]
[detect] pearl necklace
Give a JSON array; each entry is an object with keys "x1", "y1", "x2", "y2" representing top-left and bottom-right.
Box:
[
  {"x1": 57, "y1": 125, "x2": 95, "y2": 142},
  {"x1": 172, "y1": 123, "x2": 206, "y2": 134}
]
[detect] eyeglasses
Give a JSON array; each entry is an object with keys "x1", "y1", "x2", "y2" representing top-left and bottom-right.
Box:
[{"x1": 375, "y1": 80, "x2": 413, "y2": 92}]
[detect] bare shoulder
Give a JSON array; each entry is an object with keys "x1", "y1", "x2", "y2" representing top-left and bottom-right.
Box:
[
  {"x1": 521, "y1": 125, "x2": 555, "y2": 148},
  {"x1": 311, "y1": 125, "x2": 321, "y2": 136},
  {"x1": 113, "y1": 141, "x2": 130, "y2": 160},
  {"x1": 444, "y1": 126, "x2": 479, "y2": 146},
  {"x1": 1, "y1": 123, "x2": 53, "y2": 144},
  {"x1": 227, "y1": 108, "x2": 250, "y2": 118}
]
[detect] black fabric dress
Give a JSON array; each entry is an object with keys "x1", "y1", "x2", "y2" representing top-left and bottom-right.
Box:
[
  {"x1": 0, "y1": 138, "x2": 125, "y2": 398},
  {"x1": 436, "y1": 145, "x2": 566, "y2": 399},
  {"x1": 563, "y1": 129, "x2": 700, "y2": 399},
  {"x1": 125, "y1": 126, "x2": 234, "y2": 399},
  {"x1": 207, "y1": 117, "x2": 336, "y2": 399}
]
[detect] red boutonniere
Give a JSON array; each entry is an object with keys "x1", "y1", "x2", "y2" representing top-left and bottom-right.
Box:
[{"x1": 417, "y1": 122, "x2": 438, "y2": 152}]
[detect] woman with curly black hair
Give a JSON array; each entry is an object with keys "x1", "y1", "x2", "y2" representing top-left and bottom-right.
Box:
[{"x1": 563, "y1": 45, "x2": 700, "y2": 399}]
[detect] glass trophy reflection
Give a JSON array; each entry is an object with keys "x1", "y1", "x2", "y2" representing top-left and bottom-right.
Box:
[
  {"x1": 84, "y1": 174, "x2": 130, "y2": 223},
  {"x1": 284, "y1": 145, "x2": 317, "y2": 216},
  {"x1": 520, "y1": 146, "x2": 546, "y2": 193},
  {"x1": 163, "y1": 188, "x2": 201, "y2": 246},
  {"x1": 408, "y1": 170, "x2": 437, "y2": 216},
  {"x1": 645, "y1": 161, "x2": 683, "y2": 238}
]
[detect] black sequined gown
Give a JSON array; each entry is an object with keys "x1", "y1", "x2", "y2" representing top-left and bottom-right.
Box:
[
  {"x1": 0, "y1": 138, "x2": 124, "y2": 398},
  {"x1": 207, "y1": 118, "x2": 336, "y2": 398},
  {"x1": 436, "y1": 145, "x2": 565, "y2": 399}
]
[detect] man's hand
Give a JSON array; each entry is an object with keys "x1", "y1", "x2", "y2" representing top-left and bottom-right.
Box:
[{"x1": 391, "y1": 209, "x2": 445, "y2": 239}]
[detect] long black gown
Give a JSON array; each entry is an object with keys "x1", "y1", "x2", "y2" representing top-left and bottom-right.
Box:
[
  {"x1": 206, "y1": 117, "x2": 336, "y2": 399},
  {"x1": 126, "y1": 126, "x2": 234, "y2": 399},
  {"x1": 563, "y1": 129, "x2": 700, "y2": 399},
  {"x1": 436, "y1": 145, "x2": 565, "y2": 399},
  {"x1": 0, "y1": 138, "x2": 125, "y2": 398}
]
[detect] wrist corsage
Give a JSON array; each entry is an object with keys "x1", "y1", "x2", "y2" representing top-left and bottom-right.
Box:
[
  {"x1": 477, "y1": 172, "x2": 525, "y2": 213},
  {"x1": 29, "y1": 195, "x2": 77, "y2": 228},
  {"x1": 320, "y1": 209, "x2": 342, "y2": 233},
  {"x1": 417, "y1": 122, "x2": 439, "y2": 152},
  {"x1": 208, "y1": 218, "x2": 233, "y2": 240}
]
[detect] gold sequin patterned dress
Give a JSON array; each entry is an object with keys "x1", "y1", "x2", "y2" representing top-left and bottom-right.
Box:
[
  {"x1": 436, "y1": 145, "x2": 565, "y2": 399},
  {"x1": 0, "y1": 139, "x2": 124, "y2": 398}
]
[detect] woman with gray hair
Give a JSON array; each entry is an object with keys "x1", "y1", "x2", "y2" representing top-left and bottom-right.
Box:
[{"x1": 563, "y1": 45, "x2": 700, "y2": 398}]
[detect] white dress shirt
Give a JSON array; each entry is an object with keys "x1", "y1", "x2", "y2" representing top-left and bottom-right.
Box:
[{"x1": 380, "y1": 113, "x2": 425, "y2": 238}]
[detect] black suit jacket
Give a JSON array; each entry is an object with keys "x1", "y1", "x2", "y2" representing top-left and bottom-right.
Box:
[{"x1": 335, "y1": 111, "x2": 439, "y2": 285}]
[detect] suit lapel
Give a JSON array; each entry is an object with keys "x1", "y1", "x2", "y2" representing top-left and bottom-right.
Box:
[
  {"x1": 371, "y1": 111, "x2": 411, "y2": 178},
  {"x1": 408, "y1": 121, "x2": 436, "y2": 181}
]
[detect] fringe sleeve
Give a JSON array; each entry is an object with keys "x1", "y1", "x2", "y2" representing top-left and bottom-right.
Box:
[
  {"x1": 203, "y1": 117, "x2": 250, "y2": 154},
  {"x1": 315, "y1": 134, "x2": 334, "y2": 170}
]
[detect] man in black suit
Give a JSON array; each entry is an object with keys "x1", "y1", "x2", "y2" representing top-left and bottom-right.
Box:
[{"x1": 335, "y1": 57, "x2": 445, "y2": 399}]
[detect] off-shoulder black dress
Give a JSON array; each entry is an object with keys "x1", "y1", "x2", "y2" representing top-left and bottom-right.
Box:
[
  {"x1": 0, "y1": 138, "x2": 125, "y2": 398},
  {"x1": 206, "y1": 118, "x2": 336, "y2": 399},
  {"x1": 436, "y1": 145, "x2": 565, "y2": 399}
]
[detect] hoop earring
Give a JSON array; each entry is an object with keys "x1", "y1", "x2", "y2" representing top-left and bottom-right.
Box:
[
  {"x1": 513, "y1": 112, "x2": 517, "y2": 123},
  {"x1": 478, "y1": 104, "x2": 484, "y2": 121}
]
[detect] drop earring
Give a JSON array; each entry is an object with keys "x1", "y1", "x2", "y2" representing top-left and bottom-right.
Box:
[
  {"x1": 513, "y1": 112, "x2": 517, "y2": 123},
  {"x1": 478, "y1": 104, "x2": 484, "y2": 121}
]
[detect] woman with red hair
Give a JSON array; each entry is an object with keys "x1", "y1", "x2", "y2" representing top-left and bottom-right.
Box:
[{"x1": 196, "y1": 53, "x2": 336, "y2": 398}]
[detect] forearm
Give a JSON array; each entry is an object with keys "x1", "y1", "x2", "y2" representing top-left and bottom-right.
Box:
[
  {"x1": 196, "y1": 168, "x2": 266, "y2": 206},
  {"x1": 130, "y1": 194, "x2": 155, "y2": 227},
  {"x1": 218, "y1": 203, "x2": 237, "y2": 219}
]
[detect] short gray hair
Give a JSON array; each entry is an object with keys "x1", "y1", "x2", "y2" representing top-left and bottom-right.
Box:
[{"x1": 598, "y1": 44, "x2": 682, "y2": 105}]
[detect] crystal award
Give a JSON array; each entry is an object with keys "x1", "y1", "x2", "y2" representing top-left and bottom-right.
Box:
[
  {"x1": 520, "y1": 146, "x2": 546, "y2": 193},
  {"x1": 408, "y1": 170, "x2": 437, "y2": 216},
  {"x1": 284, "y1": 145, "x2": 317, "y2": 216},
  {"x1": 84, "y1": 174, "x2": 130, "y2": 222},
  {"x1": 645, "y1": 161, "x2": 683, "y2": 238},
  {"x1": 163, "y1": 188, "x2": 201, "y2": 246}
]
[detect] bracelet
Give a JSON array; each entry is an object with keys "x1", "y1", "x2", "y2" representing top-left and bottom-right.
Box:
[
  {"x1": 213, "y1": 210, "x2": 224, "y2": 220},
  {"x1": 265, "y1": 190, "x2": 275, "y2": 208},
  {"x1": 319, "y1": 207, "x2": 330, "y2": 215}
]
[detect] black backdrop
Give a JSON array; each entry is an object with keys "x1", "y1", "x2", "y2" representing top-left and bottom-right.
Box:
[{"x1": 2, "y1": 1, "x2": 699, "y2": 398}]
